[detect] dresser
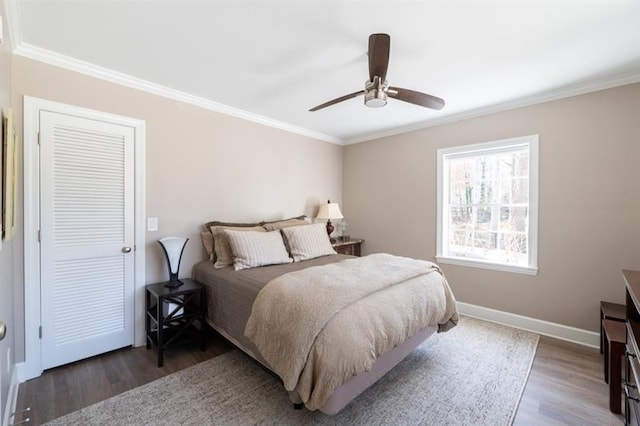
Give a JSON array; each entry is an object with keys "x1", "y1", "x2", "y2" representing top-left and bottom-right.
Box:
[{"x1": 625, "y1": 269, "x2": 640, "y2": 425}]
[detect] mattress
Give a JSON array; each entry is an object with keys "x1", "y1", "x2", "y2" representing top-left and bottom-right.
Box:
[{"x1": 192, "y1": 254, "x2": 353, "y2": 365}]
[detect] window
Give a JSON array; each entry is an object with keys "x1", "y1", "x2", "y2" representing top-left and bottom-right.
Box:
[{"x1": 436, "y1": 135, "x2": 538, "y2": 275}]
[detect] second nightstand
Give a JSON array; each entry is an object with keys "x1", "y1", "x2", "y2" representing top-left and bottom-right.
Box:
[{"x1": 332, "y1": 238, "x2": 364, "y2": 256}]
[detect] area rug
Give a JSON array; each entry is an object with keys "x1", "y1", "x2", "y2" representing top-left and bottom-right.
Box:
[{"x1": 46, "y1": 317, "x2": 539, "y2": 425}]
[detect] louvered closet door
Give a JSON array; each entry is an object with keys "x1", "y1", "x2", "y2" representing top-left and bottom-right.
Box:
[{"x1": 40, "y1": 111, "x2": 135, "y2": 369}]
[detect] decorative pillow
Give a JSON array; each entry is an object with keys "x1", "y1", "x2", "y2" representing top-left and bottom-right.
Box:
[
  {"x1": 281, "y1": 223, "x2": 336, "y2": 262},
  {"x1": 200, "y1": 232, "x2": 214, "y2": 261},
  {"x1": 205, "y1": 220, "x2": 261, "y2": 229},
  {"x1": 225, "y1": 229, "x2": 292, "y2": 271},
  {"x1": 261, "y1": 215, "x2": 309, "y2": 231},
  {"x1": 209, "y1": 225, "x2": 265, "y2": 269}
]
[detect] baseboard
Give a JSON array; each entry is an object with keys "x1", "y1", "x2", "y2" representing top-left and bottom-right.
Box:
[
  {"x1": 14, "y1": 363, "x2": 27, "y2": 385},
  {"x1": 457, "y1": 302, "x2": 599, "y2": 348},
  {"x1": 2, "y1": 365, "x2": 20, "y2": 426}
]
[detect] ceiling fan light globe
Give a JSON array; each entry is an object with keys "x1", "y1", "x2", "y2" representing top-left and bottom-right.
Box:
[
  {"x1": 365, "y1": 98, "x2": 387, "y2": 108},
  {"x1": 365, "y1": 89, "x2": 387, "y2": 108}
]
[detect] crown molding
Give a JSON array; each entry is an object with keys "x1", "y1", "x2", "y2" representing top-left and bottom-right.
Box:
[
  {"x1": 13, "y1": 43, "x2": 343, "y2": 145},
  {"x1": 11, "y1": 41, "x2": 639, "y2": 147},
  {"x1": 344, "y1": 71, "x2": 640, "y2": 145},
  {"x1": 3, "y1": 0, "x2": 23, "y2": 50}
]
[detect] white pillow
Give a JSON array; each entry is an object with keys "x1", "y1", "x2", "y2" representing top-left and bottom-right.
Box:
[
  {"x1": 225, "y1": 229, "x2": 292, "y2": 271},
  {"x1": 209, "y1": 225, "x2": 265, "y2": 269},
  {"x1": 281, "y1": 223, "x2": 336, "y2": 262}
]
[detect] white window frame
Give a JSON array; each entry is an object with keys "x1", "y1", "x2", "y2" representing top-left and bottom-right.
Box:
[{"x1": 436, "y1": 135, "x2": 539, "y2": 275}]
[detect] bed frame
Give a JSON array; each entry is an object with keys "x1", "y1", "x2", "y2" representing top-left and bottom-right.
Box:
[{"x1": 207, "y1": 318, "x2": 437, "y2": 415}]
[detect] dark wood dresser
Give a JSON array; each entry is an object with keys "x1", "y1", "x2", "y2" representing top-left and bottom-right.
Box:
[{"x1": 625, "y1": 269, "x2": 640, "y2": 425}]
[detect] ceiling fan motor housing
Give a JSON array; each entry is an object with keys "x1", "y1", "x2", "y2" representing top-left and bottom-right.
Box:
[{"x1": 365, "y1": 76, "x2": 388, "y2": 108}]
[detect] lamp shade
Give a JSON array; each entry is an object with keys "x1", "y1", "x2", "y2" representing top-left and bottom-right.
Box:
[
  {"x1": 158, "y1": 237, "x2": 188, "y2": 288},
  {"x1": 316, "y1": 201, "x2": 344, "y2": 220}
]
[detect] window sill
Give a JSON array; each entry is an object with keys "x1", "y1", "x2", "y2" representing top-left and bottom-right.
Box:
[{"x1": 435, "y1": 256, "x2": 538, "y2": 275}]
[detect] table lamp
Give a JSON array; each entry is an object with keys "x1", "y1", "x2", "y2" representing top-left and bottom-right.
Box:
[
  {"x1": 158, "y1": 237, "x2": 188, "y2": 288},
  {"x1": 316, "y1": 200, "x2": 343, "y2": 243}
]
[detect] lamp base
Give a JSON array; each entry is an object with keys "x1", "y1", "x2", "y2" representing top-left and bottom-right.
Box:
[
  {"x1": 163, "y1": 279, "x2": 184, "y2": 289},
  {"x1": 326, "y1": 220, "x2": 335, "y2": 244}
]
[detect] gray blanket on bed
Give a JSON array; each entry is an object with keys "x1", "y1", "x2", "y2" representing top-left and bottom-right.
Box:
[{"x1": 245, "y1": 253, "x2": 459, "y2": 410}]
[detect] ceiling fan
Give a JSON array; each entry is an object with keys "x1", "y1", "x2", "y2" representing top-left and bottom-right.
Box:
[{"x1": 309, "y1": 33, "x2": 445, "y2": 112}]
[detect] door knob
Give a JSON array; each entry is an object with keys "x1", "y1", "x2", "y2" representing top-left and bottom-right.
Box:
[
  {"x1": 0, "y1": 322, "x2": 6, "y2": 341},
  {"x1": 122, "y1": 247, "x2": 132, "y2": 253}
]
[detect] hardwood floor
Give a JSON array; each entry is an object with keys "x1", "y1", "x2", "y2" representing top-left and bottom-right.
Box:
[
  {"x1": 14, "y1": 329, "x2": 234, "y2": 426},
  {"x1": 15, "y1": 330, "x2": 622, "y2": 425},
  {"x1": 514, "y1": 336, "x2": 623, "y2": 425}
]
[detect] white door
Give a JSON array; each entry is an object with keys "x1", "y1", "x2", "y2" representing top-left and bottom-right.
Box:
[{"x1": 39, "y1": 111, "x2": 135, "y2": 369}]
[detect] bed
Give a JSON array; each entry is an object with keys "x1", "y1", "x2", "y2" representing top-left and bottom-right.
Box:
[{"x1": 193, "y1": 219, "x2": 458, "y2": 415}]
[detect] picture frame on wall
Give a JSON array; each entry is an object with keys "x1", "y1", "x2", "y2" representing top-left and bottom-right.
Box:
[{"x1": 2, "y1": 107, "x2": 17, "y2": 241}]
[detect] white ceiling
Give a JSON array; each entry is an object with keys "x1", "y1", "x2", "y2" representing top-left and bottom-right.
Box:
[{"x1": 10, "y1": 1, "x2": 640, "y2": 144}]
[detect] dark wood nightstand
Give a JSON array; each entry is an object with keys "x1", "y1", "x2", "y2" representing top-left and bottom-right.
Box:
[
  {"x1": 332, "y1": 238, "x2": 364, "y2": 256},
  {"x1": 145, "y1": 279, "x2": 206, "y2": 367}
]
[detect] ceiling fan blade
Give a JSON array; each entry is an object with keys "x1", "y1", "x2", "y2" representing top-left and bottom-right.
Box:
[
  {"x1": 388, "y1": 86, "x2": 445, "y2": 110},
  {"x1": 368, "y1": 33, "x2": 390, "y2": 82},
  {"x1": 309, "y1": 90, "x2": 365, "y2": 112}
]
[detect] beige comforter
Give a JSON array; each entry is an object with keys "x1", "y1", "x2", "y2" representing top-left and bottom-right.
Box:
[{"x1": 245, "y1": 253, "x2": 458, "y2": 410}]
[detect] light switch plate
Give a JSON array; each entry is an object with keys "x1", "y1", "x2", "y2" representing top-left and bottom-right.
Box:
[{"x1": 147, "y1": 217, "x2": 158, "y2": 231}]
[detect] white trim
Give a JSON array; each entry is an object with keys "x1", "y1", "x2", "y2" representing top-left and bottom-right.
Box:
[
  {"x1": 12, "y1": 42, "x2": 639, "y2": 148},
  {"x1": 2, "y1": 364, "x2": 19, "y2": 426},
  {"x1": 528, "y1": 136, "x2": 539, "y2": 272},
  {"x1": 13, "y1": 43, "x2": 342, "y2": 145},
  {"x1": 457, "y1": 302, "x2": 599, "y2": 348},
  {"x1": 133, "y1": 119, "x2": 146, "y2": 347},
  {"x1": 437, "y1": 135, "x2": 534, "y2": 157},
  {"x1": 23, "y1": 96, "x2": 146, "y2": 380},
  {"x1": 22, "y1": 99, "x2": 41, "y2": 380},
  {"x1": 436, "y1": 256, "x2": 538, "y2": 275},
  {"x1": 2, "y1": 0, "x2": 22, "y2": 51},
  {"x1": 344, "y1": 71, "x2": 640, "y2": 145},
  {"x1": 436, "y1": 135, "x2": 539, "y2": 275},
  {"x1": 13, "y1": 363, "x2": 25, "y2": 387}
]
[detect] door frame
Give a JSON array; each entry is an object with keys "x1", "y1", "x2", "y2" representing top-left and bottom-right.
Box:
[{"x1": 22, "y1": 96, "x2": 146, "y2": 380}]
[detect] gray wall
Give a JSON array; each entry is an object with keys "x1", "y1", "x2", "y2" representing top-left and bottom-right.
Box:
[
  {"x1": 11, "y1": 55, "x2": 343, "y2": 362},
  {"x1": 344, "y1": 83, "x2": 640, "y2": 332}
]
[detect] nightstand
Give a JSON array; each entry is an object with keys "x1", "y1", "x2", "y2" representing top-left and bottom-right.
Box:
[
  {"x1": 332, "y1": 238, "x2": 364, "y2": 256},
  {"x1": 145, "y1": 279, "x2": 206, "y2": 367}
]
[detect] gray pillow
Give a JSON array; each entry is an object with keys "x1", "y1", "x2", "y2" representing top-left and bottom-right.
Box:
[
  {"x1": 262, "y1": 216, "x2": 310, "y2": 232},
  {"x1": 200, "y1": 232, "x2": 214, "y2": 261},
  {"x1": 261, "y1": 215, "x2": 308, "y2": 231},
  {"x1": 205, "y1": 220, "x2": 260, "y2": 230}
]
